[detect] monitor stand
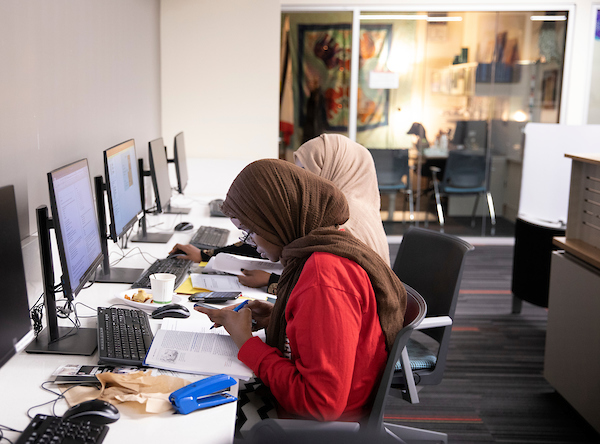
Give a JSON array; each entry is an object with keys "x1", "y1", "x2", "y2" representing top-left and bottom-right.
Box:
[
  {"x1": 95, "y1": 267, "x2": 145, "y2": 284},
  {"x1": 164, "y1": 203, "x2": 191, "y2": 214},
  {"x1": 25, "y1": 205, "x2": 97, "y2": 356},
  {"x1": 26, "y1": 327, "x2": 97, "y2": 356}
]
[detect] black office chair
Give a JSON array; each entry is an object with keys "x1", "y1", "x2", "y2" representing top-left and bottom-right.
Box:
[
  {"x1": 428, "y1": 150, "x2": 495, "y2": 233},
  {"x1": 368, "y1": 148, "x2": 414, "y2": 222},
  {"x1": 391, "y1": 227, "x2": 474, "y2": 402},
  {"x1": 244, "y1": 285, "x2": 448, "y2": 444}
]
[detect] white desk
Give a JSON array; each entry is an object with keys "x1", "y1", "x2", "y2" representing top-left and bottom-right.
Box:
[{"x1": 0, "y1": 161, "x2": 252, "y2": 444}]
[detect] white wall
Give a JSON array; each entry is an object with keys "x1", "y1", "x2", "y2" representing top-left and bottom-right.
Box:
[
  {"x1": 160, "y1": 0, "x2": 281, "y2": 160},
  {"x1": 0, "y1": 0, "x2": 162, "y2": 239}
]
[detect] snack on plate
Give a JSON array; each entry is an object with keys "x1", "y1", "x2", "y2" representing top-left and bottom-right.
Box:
[{"x1": 130, "y1": 289, "x2": 153, "y2": 303}]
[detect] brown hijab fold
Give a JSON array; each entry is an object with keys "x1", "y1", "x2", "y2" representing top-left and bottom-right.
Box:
[{"x1": 221, "y1": 159, "x2": 406, "y2": 353}]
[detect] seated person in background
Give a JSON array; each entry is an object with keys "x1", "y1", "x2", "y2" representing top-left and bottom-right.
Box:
[
  {"x1": 170, "y1": 134, "x2": 390, "y2": 291},
  {"x1": 195, "y1": 159, "x2": 407, "y2": 424}
]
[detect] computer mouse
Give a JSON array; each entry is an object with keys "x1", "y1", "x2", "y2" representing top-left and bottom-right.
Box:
[
  {"x1": 151, "y1": 303, "x2": 190, "y2": 319},
  {"x1": 174, "y1": 222, "x2": 194, "y2": 231},
  {"x1": 62, "y1": 399, "x2": 120, "y2": 425},
  {"x1": 167, "y1": 249, "x2": 187, "y2": 259}
]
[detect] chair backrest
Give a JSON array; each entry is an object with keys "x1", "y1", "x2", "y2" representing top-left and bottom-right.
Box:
[
  {"x1": 392, "y1": 227, "x2": 473, "y2": 385},
  {"x1": 365, "y1": 284, "x2": 426, "y2": 432},
  {"x1": 442, "y1": 150, "x2": 487, "y2": 189},
  {"x1": 368, "y1": 148, "x2": 410, "y2": 187}
]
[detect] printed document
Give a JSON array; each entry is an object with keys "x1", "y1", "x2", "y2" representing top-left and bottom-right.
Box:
[{"x1": 144, "y1": 318, "x2": 253, "y2": 381}]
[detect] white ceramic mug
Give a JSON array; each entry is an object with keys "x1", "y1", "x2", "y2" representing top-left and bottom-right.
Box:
[{"x1": 149, "y1": 273, "x2": 176, "y2": 304}]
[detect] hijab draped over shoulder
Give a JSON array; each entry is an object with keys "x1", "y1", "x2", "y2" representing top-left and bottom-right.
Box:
[
  {"x1": 294, "y1": 134, "x2": 390, "y2": 265},
  {"x1": 221, "y1": 159, "x2": 406, "y2": 353}
]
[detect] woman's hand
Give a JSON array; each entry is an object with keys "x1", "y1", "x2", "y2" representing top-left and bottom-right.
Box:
[
  {"x1": 194, "y1": 304, "x2": 253, "y2": 349},
  {"x1": 237, "y1": 269, "x2": 271, "y2": 288},
  {"x1": 246, "y1": 300, "x2": 273, "y2": 331},
  {"x1": 169, "y1": 243, "x2": 202, "y2": 263}
]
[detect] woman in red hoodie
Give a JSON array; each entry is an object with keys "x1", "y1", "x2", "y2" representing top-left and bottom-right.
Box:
[{"x1": 195, "y1": 159, "x2": 406, "y2": 428}]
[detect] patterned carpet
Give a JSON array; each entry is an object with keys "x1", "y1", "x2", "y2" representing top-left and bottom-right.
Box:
[{"x1": 384, "y1": 244, "x2": 600, "y2": 444}]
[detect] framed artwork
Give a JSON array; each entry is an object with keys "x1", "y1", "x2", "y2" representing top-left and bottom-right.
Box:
[{"x1": 298, "y1": 24, "x2": 392, "y2": 135}]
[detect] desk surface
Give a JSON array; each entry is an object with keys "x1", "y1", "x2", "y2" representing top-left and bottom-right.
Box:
[{"x1": 1, "y1": 158, "x2": 254, "y2": 443}]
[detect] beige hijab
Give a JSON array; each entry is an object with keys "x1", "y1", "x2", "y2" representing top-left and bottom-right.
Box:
[{"x1": 294, "y1": 134, "x2": 390, "y2": 265}]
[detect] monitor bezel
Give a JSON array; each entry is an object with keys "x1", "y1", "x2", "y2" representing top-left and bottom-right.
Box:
[
  {"x1": 103, "y1": 139, "x2": 143, "y2": 242},
  {"x1": 47, "y1": 158, "x2": 104, "y2": 300},
  {"x1": 148, "y1": 137, "x2": 172, "y2": 213},
  {"x1": 173, "y1": 131, "x2": 188, "y2": 194}
]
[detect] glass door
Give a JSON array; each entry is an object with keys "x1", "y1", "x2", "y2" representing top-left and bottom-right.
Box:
[{"x1": 281, "y1": 9, "x2": 569, "y2": 236}]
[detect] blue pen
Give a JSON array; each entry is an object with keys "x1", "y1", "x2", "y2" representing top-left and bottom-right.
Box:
[
  {"x1": 209, "y1": 300, "x2": 250, "y2": 329},
  {"x1": 233, "y1": 299, "x2": 249, "y2": 312}
]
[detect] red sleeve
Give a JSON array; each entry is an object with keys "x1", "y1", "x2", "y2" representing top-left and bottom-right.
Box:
[{"x1": 237, "y1": 254, "x2": 366, "y2": 421}]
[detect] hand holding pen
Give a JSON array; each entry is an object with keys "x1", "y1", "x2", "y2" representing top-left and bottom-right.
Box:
[
  {"x1": 194, "y1": 300, "x2": 255, "y2": 349},
  {"x1": 211, "y1": 300, "x2": 249, "y2": 329},
  {"x1": 194, "y1": 300, "x2": 253, "y2": 330}
]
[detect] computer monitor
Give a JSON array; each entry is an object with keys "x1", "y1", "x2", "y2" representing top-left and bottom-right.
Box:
[
  {"x1": 451, "y1": 120, "x2": 488, "y2": 150},
  {"x1": 0, "y1": 185, "x2": 35, "y2": 367},
  {"x1": 172, "y1": 132, "x2": 189, "y2": 194},
  {"x1": 26, "y1": 159, "x2": 102, "y2": 355},
  {"x1": 94, "y1": 139, "x2": 146, "y2": 283},
  {"x1": 149, "y1": 137, "x2": 190, "y2": 214},
  {"x1": 490, "y1": 119, "x2": 526, "y2": 159}
]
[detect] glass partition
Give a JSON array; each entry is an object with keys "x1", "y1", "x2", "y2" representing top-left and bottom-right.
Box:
[
  {"x1": 588, "y1": 8, "x2": 600, "y2": 123},
  {"x1": 281, "y1": 9, "x2": 568, "y2": 235}
]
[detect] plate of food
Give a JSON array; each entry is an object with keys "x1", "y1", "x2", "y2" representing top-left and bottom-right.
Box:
[{"x1": 119, "y1": 289, "x2": 183, "y2": 311}]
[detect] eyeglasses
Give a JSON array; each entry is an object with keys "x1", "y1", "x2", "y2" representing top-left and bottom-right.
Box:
[{"x1": 239, "y1": 230, "x2": 256, "y2": 247}]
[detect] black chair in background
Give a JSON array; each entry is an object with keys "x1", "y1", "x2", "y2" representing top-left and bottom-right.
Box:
[
  {"x1": 427, "y1": 150, "x2": 496, "y2": 233},
  {"x1": 368, "y1": 148, "x2": 414, "y2": 222},
  {"x1": 391, "y1": 227, "x2": 474, "y2": 402},
  {"x1": 245, "y1": 285, "x2": 449, "y2": 444}
]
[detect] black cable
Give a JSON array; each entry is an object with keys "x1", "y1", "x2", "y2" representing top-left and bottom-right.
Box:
[
  {"x1": 30, "y1": 293, "x2": 45, "y2": 336},
  {"x1": 27, "y1": 381, "x2": 100, "y2": 419},
  {"x1": 0, "y1": 424, "x2": 19, "y2": 443}
]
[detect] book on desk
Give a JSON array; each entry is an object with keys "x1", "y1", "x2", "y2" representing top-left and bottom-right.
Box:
[{"x1": 144, "y1": 318, "x2": 253, "y2": 381}]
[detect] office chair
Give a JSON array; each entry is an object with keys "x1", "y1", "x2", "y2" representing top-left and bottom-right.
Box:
[
  {"x1": 427, "y1": 150, "x2": 496, "y2": 233},
  {"x1": 368, "y1": 148, "x2": 415, "y2": 222},
  {"x1": 391, "y1": 227, "x2": 474, "y2": 403},
  {"x1": 244, "y1": 285, "x2": 448, "y2": 444}
]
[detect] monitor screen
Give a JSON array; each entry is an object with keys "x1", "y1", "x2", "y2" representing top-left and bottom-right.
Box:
[
  {"x1": 48, "y1": 159, "x2": 103, "y2": 299},
  {"x1": 149, "y1": 137, "x2": 172, "y2": 213},
  {"x1": 103, "y1": 139, "x2": 143, "y2": 241},
  {"x1": 451, "y1": 120, "x2": 487, "y2": 150},
  {"x1": 173, "y1": 132, "x2": 189, "y2": 194},
  {"x1": 0, "y1": 185, "x2": 33, "y2": 368}
]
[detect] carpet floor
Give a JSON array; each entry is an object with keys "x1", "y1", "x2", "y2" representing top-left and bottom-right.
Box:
[{"x1": 384, "y1": 244, "x2": 600, "y2": 444}]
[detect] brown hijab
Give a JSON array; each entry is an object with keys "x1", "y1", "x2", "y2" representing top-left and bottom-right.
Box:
[{"x1": 221, "y1": 159, "x2": 406, "y2": 353}]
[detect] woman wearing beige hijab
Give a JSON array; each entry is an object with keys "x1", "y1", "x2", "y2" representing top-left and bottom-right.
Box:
[
  {"x1": 170, "y1": 134, "x2": 390, "y2": 289},
  {"x1": 294, "y1": 134, "x2": 390, "y2": 265}
]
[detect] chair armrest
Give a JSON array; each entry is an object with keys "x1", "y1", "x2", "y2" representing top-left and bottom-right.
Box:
[{"x1": 414, "y1": 316, "x2": 452, "y2": 330}]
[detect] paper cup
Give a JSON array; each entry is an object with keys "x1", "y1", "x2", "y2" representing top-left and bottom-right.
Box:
[{"x1": 149, "y1": 273, "x2": 176, "y2": 304}]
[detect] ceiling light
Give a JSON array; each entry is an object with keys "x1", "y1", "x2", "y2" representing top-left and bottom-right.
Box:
[
  {"x1": 530, "y1": 15, "x2": 567, "y2": 21},
  {"x1": 360, "y1": 14, "x2": 427, "y2": 21},
  {"x1": 427, "y1": 16, "x2": 463, "y2": 22}
]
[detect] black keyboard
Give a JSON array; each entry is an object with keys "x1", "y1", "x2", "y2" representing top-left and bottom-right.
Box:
[
  {"x1": 189, "y1": 225, "x2": 230, "y2": 249},
  {"x1": 97, "y1": 307, "x2": 154, "y2": 366},
  {"x1": 16, "y1": 414, "x2": 109, "y2": 444},
  {"x1": 131, "y1": 257, "x2": 192, "y2": 289}
]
